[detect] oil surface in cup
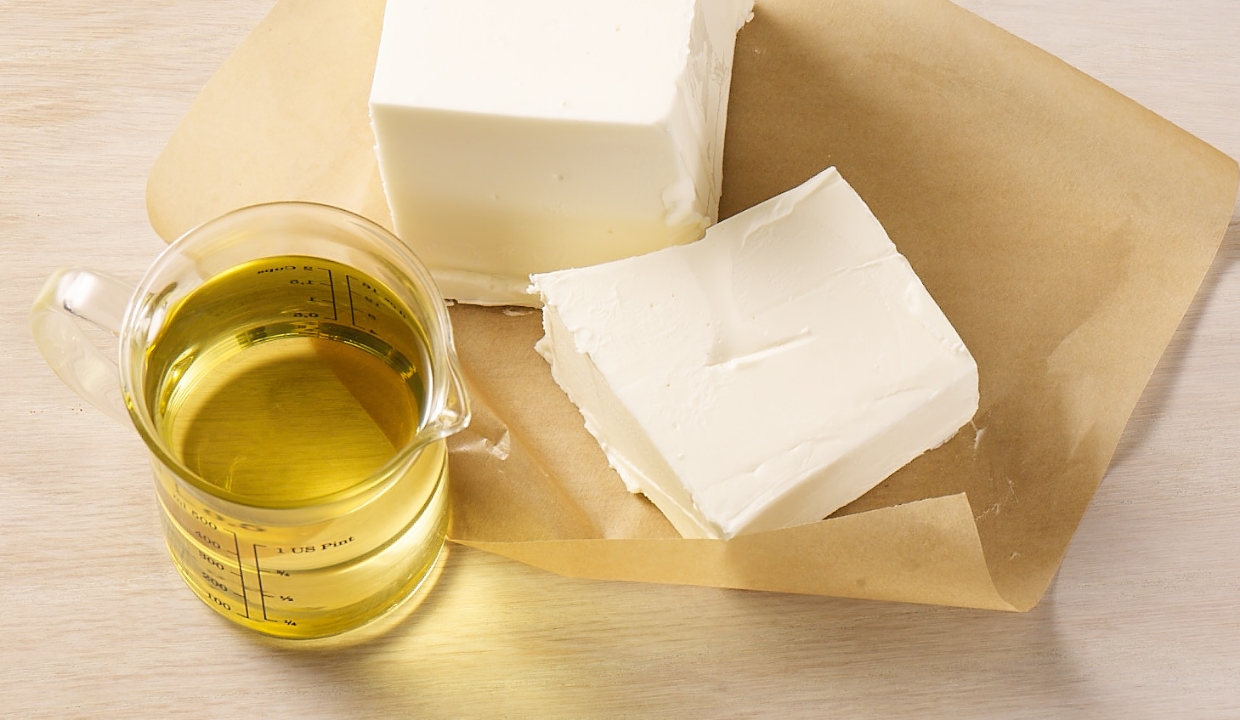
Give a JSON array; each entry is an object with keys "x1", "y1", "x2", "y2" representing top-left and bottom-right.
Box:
[{"x1": 140, "y1": 255, "x2": 448, "y2": 638}]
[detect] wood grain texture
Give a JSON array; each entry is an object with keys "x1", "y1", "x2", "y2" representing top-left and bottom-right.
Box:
[{"x1": 2, "y1": 1, "x2": 1237, "y2": 717}]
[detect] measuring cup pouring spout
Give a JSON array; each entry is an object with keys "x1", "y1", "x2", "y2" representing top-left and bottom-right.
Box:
[
  {"x1": 31, "y1": 202, "x2": 472, "y2": 640},
  {"x1": 422, "y1": 359, "x2": 470, "y2": 445}
]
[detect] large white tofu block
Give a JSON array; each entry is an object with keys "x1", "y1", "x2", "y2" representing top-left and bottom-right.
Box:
[
  {"x1": 532, "y1": 168, "x2": 980, "y2": 539},
  {"x1": 369, "y1": 0, "x2": 754, "y2": 306}
]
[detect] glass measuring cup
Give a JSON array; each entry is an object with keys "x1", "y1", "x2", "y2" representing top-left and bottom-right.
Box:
[{"x1": 31, "y1": 202, "x2": 470, "y2": 639}]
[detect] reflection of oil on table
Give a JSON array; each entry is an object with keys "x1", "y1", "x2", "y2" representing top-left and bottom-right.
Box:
[{"x1": 2, "y1": 1, "x2": 1238, "y2": 717}]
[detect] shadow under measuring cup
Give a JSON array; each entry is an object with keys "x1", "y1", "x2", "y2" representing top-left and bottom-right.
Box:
[{"x1": 31, "y1": 202, "x2": 470, "y2": 639}]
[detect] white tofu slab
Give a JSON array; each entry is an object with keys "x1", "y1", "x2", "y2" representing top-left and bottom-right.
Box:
[
  {"x1": 369, "y1": 0, "x2": 754, "y2": 305},
  {"x1": 532, "y1": 168, "x2": 980, "y2": 539}
]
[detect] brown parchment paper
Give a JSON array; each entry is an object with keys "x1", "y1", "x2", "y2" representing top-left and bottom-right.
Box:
[{"x1": 146, "y1": 0, "x2": 1238, "y2": 611}]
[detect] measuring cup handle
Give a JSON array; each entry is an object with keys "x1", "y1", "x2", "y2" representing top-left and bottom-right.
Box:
[{"x1": 30, "y1": 268, "x2": 134, "y2": 424}]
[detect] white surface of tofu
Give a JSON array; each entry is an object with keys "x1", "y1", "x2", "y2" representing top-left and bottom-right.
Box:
[
  {"x1": 532, "y1": 168, "x2": 980, "y2": 539},
  {"x1": 369, "y1": 0, "x2": 754, "y2": 306}
]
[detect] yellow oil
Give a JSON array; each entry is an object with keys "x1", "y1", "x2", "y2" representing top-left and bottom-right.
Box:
[{"x1": 139, "y1": 256, "x2": 449, "y2": 638}]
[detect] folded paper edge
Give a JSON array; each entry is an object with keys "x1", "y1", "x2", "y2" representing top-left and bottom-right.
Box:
[{"x1": 454, "y1": 493, "x2": 1023, "y2": 612}]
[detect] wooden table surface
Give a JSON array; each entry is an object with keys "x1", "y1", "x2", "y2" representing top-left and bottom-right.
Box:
[{"x1": 3, "y1": 1, "x2": 1238, "y2": 717}]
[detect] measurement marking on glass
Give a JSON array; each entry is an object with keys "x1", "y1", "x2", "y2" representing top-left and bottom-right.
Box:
[
  {"x1": 231, "y1": 531, "x2": 250, "y2": 619},
  {"x1": 325, "y1": 268, "x2": 339, "y2": 321},
  {"x1": 345, "y1": 275, "x2": 357, "y2": 326},
  {"x1": 253, "y1": 544, "x2": 269, "y2": 620}
]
